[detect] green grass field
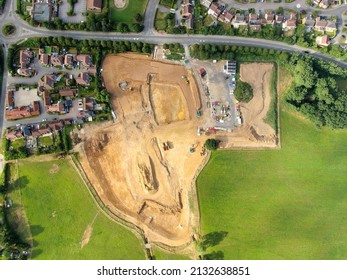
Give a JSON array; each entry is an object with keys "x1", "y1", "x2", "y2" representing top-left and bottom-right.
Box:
[
  {"x1": 11, "y1": 138, "x2": 26, "y2": 149},
  {"x1": 197, "y1": 109, "x2": 347, "y2": 259},
  {"x1": 152, "y1": 248, "x2": 191, "y2": 260},
  {"x1": 109, "y1": 0, "x2": 148, "y2": 23},
  {"x1": 18, "y1": 159, "x2": 146, "y2": 259},
  {"x1": 38, "y1": 136, "x2": 54, "y2": 146}
]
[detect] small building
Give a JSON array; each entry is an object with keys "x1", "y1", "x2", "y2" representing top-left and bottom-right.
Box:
[
  {"x1": 76, "y1": 54, "x2": 92, "y2": 67},
  {"x1": 17, "y1": 68, "x2": 33, "y2": 77},
  {"x1": 208, "y1": 2, "x2": 222, "y2": 18},
  {"x1": 64, "y1": 54, "x2": 75, "y2": 67},
  {"x1": 302, "y1": 16, "x2": 315, "y2": 32},
  {"x1": 182, "y1": 5, "x2": 193, "y2": 17},
  {"x1": 325, "y1": 20, "x2": 337, "y2": 33},
  {"x1": 87, "y1": 0, "x2": 102, "y2": 12},
  {"x1": 50, "y1": 55, "x2": 64, "y2": 67},
  {"x1": 40, "y1": 53, "x2": 50, "y2": 66},
  {"x1": 6, "y1": 129, "x2": 24, "y2": 141},
  {"x1": 83, "y1": 97, "x2": 95, "y2": 111},
  {"x1": 314, "y1": 17, "x2": 328, "y2": 32},
  {"x1": 316, "y1": 34, "x2": 330, "y2": 47},
  {"x1": 5, "y1": 101, "x2": 40, "y2": 120},
  {"x1": 232, "y1": 13, "x2": 247, "y2": 29},
  {"x1": 6, "y1": 91, "x2": 14, "y2": 108},
  {"x1": 275, "y1": 14, "x2": 284, "y2": 25},
  {"x1": 319, "y1": 0, "x2": 330, "y2": 8},
  {"x1": 47, "y1": 101, "x2": 65, "y2": 114},
  {"x1": 283, "y1": 14, "x2": 297, "y2": 31},
  {"x1": 43, "y1": 75, "x2": 56, "y2": 90},
  {"x1": 75, "y1": 72, "x2": 91, "y2": 85},
  {"x1": 31, "y1": 0, "x2": 53, "y2": 22},
  {"x1": 43, "y1": 91, "x2": 51, "y2": 109},
  {"x1": 264, "y1": 13, "x2": 274, "y2": 25},
  {"x1": 59, "y1": 89, "x2": 78, "y2": 97}
]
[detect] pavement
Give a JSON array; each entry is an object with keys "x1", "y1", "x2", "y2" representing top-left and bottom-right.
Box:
[{"x1": 0, "y1": 0, "x2": 347, "y2": 135}]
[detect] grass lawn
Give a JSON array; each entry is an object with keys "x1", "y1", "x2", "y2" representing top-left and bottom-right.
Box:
[
  {"x1": 109, "y1": 0, "x2": 148, "y2": 23},
  {"x1": 152, "y1": 248, "x2": 191, "y2": 260},
  {"x1": 18, "y1": 159, "x2": 145, "y2": 259},
  {"x1": 39, "y1": 136, "x2": 53, "y2": 146},
  {"x1": 39, "y1": 136, "x2": 54, "y2": 146},
  {"x1": 154, "y1": 10, "x2": 168, "y2": 31},
  {"x1": 11, "y1": 138, "x2": 26, "y2": 149},
  {"x1": 197, "y1": 108, "x2": 347, "y2": 259}
]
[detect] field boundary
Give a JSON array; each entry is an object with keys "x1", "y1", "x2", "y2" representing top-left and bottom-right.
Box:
[{"x1": 69, "y1": 155, "x2": 150, "y2": 258}]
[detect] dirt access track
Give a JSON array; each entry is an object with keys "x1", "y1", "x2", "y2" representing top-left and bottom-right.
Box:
[{"x1": 78, "y1": 54, "x2": 204, "y2": 246}]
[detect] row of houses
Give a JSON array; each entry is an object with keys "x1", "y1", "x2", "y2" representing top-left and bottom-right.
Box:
[
  {"x1": 303, "y1": 16, "x2": 337, "y2": 33},
  {"x1": 5, "y1": 119, "x2": 72, "y2": 141},
  {"x1": 38, "y1": 49, "x2": 94, "y2": 69}
]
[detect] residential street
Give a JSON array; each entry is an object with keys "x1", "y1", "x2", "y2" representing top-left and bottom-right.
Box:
[{"x1": 1, "y1": 0, "x2": 347, "y2": 134}]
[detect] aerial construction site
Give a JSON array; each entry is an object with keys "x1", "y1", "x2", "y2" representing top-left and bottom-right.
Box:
[{"x1": 75, "y1": 53, "x2": 278, "y2": 247}]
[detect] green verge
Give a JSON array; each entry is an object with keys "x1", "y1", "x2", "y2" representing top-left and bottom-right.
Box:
[
  {"x1": 152, "y1": 248, "x2": 191, "y2": 260},
  {"x1": 18, "y1": 159, "x2": 146, "y2": 259},
  {"x1": 109, "y1": 0, "x2": 148, "y2": 23},
  {"x1": 197, "y1": 108, "x2": 347, "y2": 259},
  {"x1": 264, "y1": 63, "x2": 278, "y2": 134}
]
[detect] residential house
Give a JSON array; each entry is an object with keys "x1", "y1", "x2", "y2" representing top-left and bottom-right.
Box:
[
  {"x1": 31, "y1": 0, "x2": 53, "y2": 22},
  {"x1": 75, "y1": 72, "x2": 91, "y2": 85},
  {"x1": 232, "y1": 13, "x2": 247, "y2": 29},
  {"x1": 275, "y1": 14, "x2": 284, "y2": 25},
  {"x1": 264, "y1": 13, "x2": 274, "y2": 25},
  {"x1": 218, "y1": 11, "x2": 234, "y2": 23},
  {"x1": 76, "y1": 54, "x2": 92, "y2": 67},
  {"x1": 5, "y1": 129, "x2": 24, "y2": 141},
  {"x1": 182, "y1": 5, "x2": 193, "y2": 17},
  {"x1": 47, "y1": 101, "x2": 65, "y2": 114},
  {"x1": 43, "y1": 91, "x2": 51, "y2": 109},
  {"x1": 19, "y1": 49, "x2": 34, "y2": 68},
  {"x1": 319, "y1": 0, "x2": 330, "y2": 8},
  {"x1": 183, "y1": 0, "x2": 193, "y2": 5},
  {"x1": 59, "y1": 89, "x2": 78, "y2": 97},
  {"x1": 48, "y1": 121, "x2": 64, "y2": 131},
  {"x1": 282, "y1": 14, "x2": 297, "y2": 31},
  {"x1": 248, "y1": 13, "x2": 261, "y2": 31},
  {"x1": 83, "y1": 97, "x2": 95, "y2": 111},
  {"x1": 313, "y1": 0, "x2": 321, "y2": 4},
  {"x1": 43, "y1": 75, "x2": 56, "y2": 90},
  {"x1": 316, "y1": 34, "x2": 330, "y2": 47},
  {"x1": 50, "y1": 55, "x2": 64, "y2": 67},
  {"x1": 314, "y1": 17, "x2": 328, "y2": 32},
  {"x1": 325, "y1": 20, "x2": 337, "y2": 33},
  {"x1": 5, "y1": 101, "x2": 40, "y2": 120},
  {"x1": 302, "y1": 16, "x2": 315, "y2": 32},
  {"x1": 208, "y1": 2, "x2": 222, "y2": 18},
  {"x1": 40, "y1": 53, "x2": 50, "y2": 66},
  {"x1": 87, "y1": 0, "x2": 102, "y2": 12},
  {"x1": 6, "y1": 91, "x2": 14, "y2": 108},
  {"x1": 201, "y1": 0, "x2": 213, "y2": 8},
  {"x1": 64, "y1": 54, "x2": 74, "y2": 67}
]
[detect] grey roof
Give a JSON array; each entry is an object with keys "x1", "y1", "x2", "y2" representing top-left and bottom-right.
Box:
[{"x1": 32, "y1": 3, "x2": 51, "y2": 22}]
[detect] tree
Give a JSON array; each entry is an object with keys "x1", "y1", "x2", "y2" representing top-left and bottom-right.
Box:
[
  {"x1": 204, "y1": 139, "x2": 218, "y2": 151},
  {"x1": 294, "y1": 59, "x2": 317, "y2": 89},
  {"x1": 134, "y1": 13, "x2": 143, "y2": 23}
]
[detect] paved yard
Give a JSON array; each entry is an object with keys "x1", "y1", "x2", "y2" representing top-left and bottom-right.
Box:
[
  {"x1": 14, "y1": 88, "x2": 41, "y2": 107},
  {"x1": 59, "y1": 0, "x2": 86, "y2": 23}
]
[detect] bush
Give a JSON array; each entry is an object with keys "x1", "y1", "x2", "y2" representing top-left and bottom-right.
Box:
[
  {"x1": 204, "y1": 139, "x2": 218, "y2": 151},
  {"x1": 235, "y1": 81, "x2": 253, "y2": 103}
]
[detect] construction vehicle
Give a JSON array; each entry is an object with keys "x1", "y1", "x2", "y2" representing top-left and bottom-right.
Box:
[
  {"x1": 181, "y1": 75, "x2": 189, "y2": 84},
  {"x1": 189, "y1": 146, "x2": 195, "y2": 153},
  {"x1": 196, "y1": 109, "x2": 201, "y2": 118},
  {"x1": 162, "y1": 142, "x2": 169, "y2": 151}
]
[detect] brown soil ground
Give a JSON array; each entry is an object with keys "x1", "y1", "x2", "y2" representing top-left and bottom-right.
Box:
[
  {"x1": 225, "y1": 63, "x2": 277, "y2": 147},
  {"x1": 77, "y1": 56, "x2": 278, "y2": 247},
  {"x1": 49, "y1": 164, "x2": 59, "y2": 174},
  {"x1": 78, "y1": 54, "x2": 205, "y2": 246}
]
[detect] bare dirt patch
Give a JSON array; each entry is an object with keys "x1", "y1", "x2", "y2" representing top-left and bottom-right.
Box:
[
  {"x1": 231, "y1": 63, "x2": 277, "y2": 146},
  {"x1": 78, "y1": 54, "x2": 205, "y2": 246},
  {"x1": 81, "y1": 225, "x2": 93, "y2": 248},
  {"x1": 114, "y1": 0, "x2": 127, "y2": 9},
  {"x1": 49, "y1": 164, "x2": 59, "y2": 174}
]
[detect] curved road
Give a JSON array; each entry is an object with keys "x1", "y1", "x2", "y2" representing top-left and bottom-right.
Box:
[{"x1": 1, "y1": 0, "x2": 347, "y2": 133}]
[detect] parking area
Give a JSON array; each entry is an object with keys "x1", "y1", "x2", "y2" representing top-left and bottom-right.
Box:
[
  {"x1": 59, "y1": 0, "x2": 86, "y2": 23},
  {"x1": 14, "y1": 88, "x2": 41, "y2": 107},
  {"x1": 191, "y1": 60, "x2": 238, "y2": 132}
]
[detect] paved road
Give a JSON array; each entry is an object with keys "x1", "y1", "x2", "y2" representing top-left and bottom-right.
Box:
[{"x1": 1, "y1": 0, "x2": 347, "y2": 135}]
